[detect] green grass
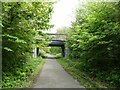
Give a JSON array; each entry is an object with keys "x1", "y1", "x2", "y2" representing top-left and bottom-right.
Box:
[
  {"x1": 27, "y1": 58, "x2": 45, "y2": 88},
  {"x1": 54, "y1": 53, "x2": 62, "y2": 59},
  {"x1": 2, "y1": 57, "x2": 45, "y2": 89},
  {"x1": 57, "y1": 58, "x2": 109, "y2": 90}
]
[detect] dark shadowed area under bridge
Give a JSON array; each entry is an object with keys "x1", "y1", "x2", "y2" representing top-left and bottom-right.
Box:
[
  {"x1": 48, "y1": 33, "x2": 66, "y2": 57},
  {"x1": 35, "y1": 33, "x2": 66, "y2": 57}
]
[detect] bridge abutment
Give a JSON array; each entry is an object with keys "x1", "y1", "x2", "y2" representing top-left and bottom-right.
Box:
[{"x1": 61, "y1": 46, "x2": 65, "y2": 57}]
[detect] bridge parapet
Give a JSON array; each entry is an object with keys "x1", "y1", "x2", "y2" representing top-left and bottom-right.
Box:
[
  {"x1": 48, "y1": 33, "x2": 66, "y2": 41},
  {"x1": 35, "y1": 33, "x2": 66, "y2": 57}
]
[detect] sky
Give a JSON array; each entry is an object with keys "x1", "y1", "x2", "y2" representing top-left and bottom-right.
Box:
[
  {"x1": 49, "y1": 0, "x2": 80, "y2": 33},
  {"x1": 48, "y1": 0, "x2": 117, "y2": 33}
]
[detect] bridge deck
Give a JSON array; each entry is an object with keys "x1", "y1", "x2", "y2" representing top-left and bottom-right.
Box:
[{"x1": 48, "y1": 33, "x2": 66, "y2": 41}]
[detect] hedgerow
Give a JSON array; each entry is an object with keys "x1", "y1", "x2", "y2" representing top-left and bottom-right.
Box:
[{"x1": 66, "y1": 2, "x2": 120, "y2": 87}]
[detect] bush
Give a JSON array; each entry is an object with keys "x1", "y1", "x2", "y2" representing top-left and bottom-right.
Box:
[
  {"x1": 66, "y1": 2, "x2": 120, "y2": 87},
  {"x1": 2, "y1": 57, "x2": 44, "y2": 88},
  {"x1": 55, "y1": 53, "x2": 62, "y2": 58},
  {"x1": 39, "y1": 50, "x2": 47, "y2": 58}
]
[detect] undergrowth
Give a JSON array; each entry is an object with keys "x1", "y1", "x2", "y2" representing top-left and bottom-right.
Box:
[
  {"x1": 2, "y1": 57, "x2": 45, "y2": 88},
  {"x1": 57, "y1": 58, "x2": 119, "y2": 89}
]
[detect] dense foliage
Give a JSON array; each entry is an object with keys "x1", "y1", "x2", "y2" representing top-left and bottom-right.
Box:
[
  {"x1": 50, "y1": 47, "x2": 61, "y2": 55},
  {"x1": 2, "y1": 2, "x2": 53, "y2": 88},
  {"x1": 66, "y1": 2, "x2": 120, "y2": 87},
  {"x1": 2, "y1": 57, "x2": 45, "y2": 88}
]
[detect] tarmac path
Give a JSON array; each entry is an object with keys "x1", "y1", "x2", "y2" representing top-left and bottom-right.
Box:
[{"x1": 33, "y1": 54, "x2": 85, "y2": 88}]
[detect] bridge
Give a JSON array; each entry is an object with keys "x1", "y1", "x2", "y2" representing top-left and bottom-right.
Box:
[
  {"x1": 48, "y1": 33, "x2": 66, "y2": 57},
  {"x1": 33, "y1": 33, "x2": 66, "y2": 57}
]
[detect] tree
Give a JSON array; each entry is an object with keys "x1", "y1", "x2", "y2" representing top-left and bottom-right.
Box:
[
  {"x1": 67, "y1": 2, "x2": 120, "y2": 87},
  {"x1": 2, "y1": 2, "x2": 53, "y2": 72}
]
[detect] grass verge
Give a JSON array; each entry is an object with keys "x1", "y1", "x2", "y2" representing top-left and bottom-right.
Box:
[
  {"x1": 27, "y1": 58, "x2": 45, "y2": 88},
  {"x1": 57, "y1": 58, "x2": 110, "y2": 90}
]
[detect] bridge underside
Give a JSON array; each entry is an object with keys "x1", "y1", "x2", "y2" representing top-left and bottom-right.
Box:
[
  {"x1": 49, "y1": 40, "x2": 65, "y2": 57},
  {"x1": 49, "y1": 40, "x2": 64, "y2": 46},
  {"x1": 35, "y1": 34, "x2": 66, "y2": 58}
]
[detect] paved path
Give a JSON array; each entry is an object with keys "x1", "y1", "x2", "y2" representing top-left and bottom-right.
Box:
[{"x1": 33, "y1": 54, "x2": 85, "y2": 88}]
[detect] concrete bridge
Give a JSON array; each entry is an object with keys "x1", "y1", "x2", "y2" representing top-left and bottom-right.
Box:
[
  {"x1": 48, "y1": 33, "x2": 66, "y2": 57},
  {"x1": 33, "y1": 33, "x2": 66, "y2": 57}
]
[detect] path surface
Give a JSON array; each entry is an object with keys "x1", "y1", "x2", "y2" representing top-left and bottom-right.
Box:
[{"x1": 33, "y1": 54, "x2": 85, "y2": 88}]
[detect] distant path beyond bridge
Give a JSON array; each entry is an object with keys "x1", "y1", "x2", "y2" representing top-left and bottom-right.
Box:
[{"x1": 33, "y1": 54, "x2": 85, "y2": 88}]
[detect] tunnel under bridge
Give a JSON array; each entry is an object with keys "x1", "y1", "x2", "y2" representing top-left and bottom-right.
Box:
[
  {"x1": 48, "y1": 33, "x2": 66, "y2": 57},
  {"x1": 34, "y1": 33, "x2": 66, "y2": 57},
  {"x1": 49, "y1": 40, "x2": 65, "y2": 57}
]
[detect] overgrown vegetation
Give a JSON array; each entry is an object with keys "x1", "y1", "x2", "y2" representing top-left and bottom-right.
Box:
[
  {"x1": 49, "y1": 47, "x2": 61, "y2": 58},
  {"x1": 2, "y1": 2, "x2": 53, "y2": 88},
  {"x1": 57, "y1": 58, "x2": 109, "y2": 89},
  {"x1": 2, "y1": 1, "x2": 120, "y2": 89},
  {"x1": 65, "y1": 2, "x2": 120, "y2": 88},
  {"x1": 2, "y1": 57, "x2": 45, "y2": 88},
  {"x1": 50, "y1": 47, "x2": 61, "y2": 54}
]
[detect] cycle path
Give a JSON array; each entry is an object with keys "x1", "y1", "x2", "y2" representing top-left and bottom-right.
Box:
[{"x1": 33, "y1": 54, "x2": 85, "y2": 88}]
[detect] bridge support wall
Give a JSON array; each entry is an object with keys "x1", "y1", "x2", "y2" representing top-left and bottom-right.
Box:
[{"x1": 61, "y1": 46, "x2": 65, "y2": 57}]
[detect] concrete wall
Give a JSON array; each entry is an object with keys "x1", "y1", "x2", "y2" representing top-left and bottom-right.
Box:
[{"x1": 33, "y1": 48, "x2": 37, "y2": 58}]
